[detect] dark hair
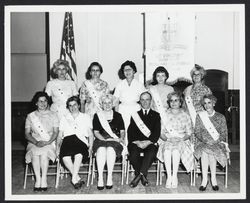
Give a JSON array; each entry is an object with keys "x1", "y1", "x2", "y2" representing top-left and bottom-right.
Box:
[
  {"x1": 118, "y1": 60, "x2": 137, "y2": 79},
  {"x1": 31, "y1": 91, "x2": 51, "y2": 109},
  {"x1": 151, "y1": 66, "x2": 169, "y2": 85},
  {"x1": 200, "y1": 94, "x2": 217, "y2": 106},
  {"x1": 167, "y1": 91, "x2": 184, "y2": 108},
  {"x1": 66, "y1": 96, "x2": 81, "y2": 109},
  {"x1": 140, "y1": 91, "x2": 152, "y2": 100},
  {"x1": 85, "y1": 62, "x2": 103, "y2": 80},
  {"x1": 50, "y1": 59, "x2": 71, "y2": 79}
]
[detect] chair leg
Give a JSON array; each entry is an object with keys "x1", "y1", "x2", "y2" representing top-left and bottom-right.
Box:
[
  {"x1": 91, "y1": 157, "x2": 95, "y2": 185},
  {"x1": 126, "y1": 160, "x2": 130, "y2": 184},
  {"x1": 121, "y1": 157, "x2": 126, "y2": 185},
  {"x1": 87, "y1": 156, "x2": 92, "y2": 187},
  {"x1": 156, "y1": 160, "x2": 159, "y2": 186},
  {"x1": 55, "y1": 161, "x2": 60, "y2": 188},
  {"x1": 159, "y1": 163, "x2": 163, "y2": 185},
  {"x1": 225, "y1": 163, "x2": 228, "y2": 188},
  {"x1": 23, "y1": 164, "x2": 29, "y2": 189}
]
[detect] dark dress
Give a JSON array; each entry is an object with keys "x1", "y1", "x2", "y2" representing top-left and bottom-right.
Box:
[{"x1": 92, "y1": 111, "x2": 125, "y2": 158}]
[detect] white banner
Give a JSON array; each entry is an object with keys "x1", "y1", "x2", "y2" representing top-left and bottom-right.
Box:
[{"x1": 145, "y1": 12, "x2": 195, "y2": 82}]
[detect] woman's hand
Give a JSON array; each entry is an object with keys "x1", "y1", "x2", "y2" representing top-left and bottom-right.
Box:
[{"x1": 36, "y1": 141, "x2": 47, "y2": 147}]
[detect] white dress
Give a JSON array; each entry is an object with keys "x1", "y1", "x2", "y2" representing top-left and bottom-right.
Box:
[
  {"x1": 45, "y1": 79, "x2": 78, "y2": 119},
  {"x1": 25, "y1": 110, "x2": 59, "y2": 163},
  {"x1": 114, "y1": 79, "x2": 145, "y2": 131}
]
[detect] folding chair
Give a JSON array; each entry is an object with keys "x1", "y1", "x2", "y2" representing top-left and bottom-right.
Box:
[
  {"x1": 91, "y1": 153, "x2": 126, "y2": 185},
  {"x1": 193, "y1": 135, "x2": 230, "y2": 188},
  {"x1": 23, "y1": 158, "x2": 60, "y2": 189},
  {"x1": 193, "y1": 154, "x2": 230, "y2": 188},
  {"x1": 125, "y1": 153, "x2": 160, "y2": 186},
  {"x1": 58, "y1": 154, "x2": 93, "y2": 187}
]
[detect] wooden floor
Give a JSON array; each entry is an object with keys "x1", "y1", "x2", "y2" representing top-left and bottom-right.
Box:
[{"x1": 11, "y1": 150, "x2": 240, "y2": 195}]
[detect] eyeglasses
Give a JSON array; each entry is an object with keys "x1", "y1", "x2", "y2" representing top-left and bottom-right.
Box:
[
  {"x1": 91, "y1": 69, "x2": 100, "y2": 72},
  {"x1": 170, "y1": 99, "x2": 180, "y2": 102}
]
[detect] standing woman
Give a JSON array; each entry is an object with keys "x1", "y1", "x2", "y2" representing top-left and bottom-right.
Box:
[
  {"x1": 45, "y1": 59, "x2": 78, "y2": 119},
  {"x1": 157, "y1": 92, "x2": 193, "y2": 188},
  {"x1": 92, "y1": 94, "x2": 125, "y2": 190},
  {"x1": 25, "y1": 92, "x2": 59, "y2": 191},
  {"x1": 194, "y1": 94, "x2": 229, "y2": 191},
  {"x1": 57, "y1": 96, "x2": 94, "y2": 189},
  {"x1": 183, "y1": 64, "x2": 212, "y2": 125},
  {"x1": 114, "y1": 60, "x2": 145, "y2": 142},
  {"x1": 79, "y1": 62, "x2": 109, "y2": 118},
  {"x1": 148, "y1": 66, "x2": 174, "y2": 127}
]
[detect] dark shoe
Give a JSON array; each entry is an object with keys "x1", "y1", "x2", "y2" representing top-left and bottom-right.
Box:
[
  {"x1": 129, "y1": 174, "x2": 141, "y2": 188},
  {"x1": 212, "y1": 185, "x2": 219, "y2": 191},
  {"x1": 80, "y1": 179, "x2": 85, "y2": 185},
  {"x1": 106, "y1": 185, "x2": 113, "y2": 189},
  {"x1": 40, "y1": 187, "x2": 47, "y2": 192},
  {"x1": 33, "y1": 187, "x2": 41, "y2": 192},
  {"x1": 199, "y1": 185, "x2": 207, "y2": 191},
  {"x1": 141, "y1": 174, "x2": 149, "y2": 186},
  {"x1": 72, "y1": 181, "x2": 82, "y2": 189},
  {"x1": 97, "y1": 186, "x2": 104, "y2": 190}
]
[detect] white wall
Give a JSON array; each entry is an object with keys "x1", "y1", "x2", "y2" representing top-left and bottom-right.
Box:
[
  {"x1": 50, "y1": 12, "x2": 143, "y2": 91},
  {"x1": 50, "y1": 11, "x2": 240, "y2": 90}
]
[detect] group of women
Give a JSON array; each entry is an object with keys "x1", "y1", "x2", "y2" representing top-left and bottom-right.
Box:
[{"x1": 24, "y1": 59, "x2": 229, "y2": 192}]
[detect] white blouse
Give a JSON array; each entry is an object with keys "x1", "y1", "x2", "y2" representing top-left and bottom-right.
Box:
[
  {"x1": 59, "y1": 112, "x2": 92, "y2": 146},
  {"x1": 114, "y1": 79, "x2": 145, "y2": 104}
]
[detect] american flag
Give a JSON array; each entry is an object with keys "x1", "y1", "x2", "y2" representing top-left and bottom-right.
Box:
[{"x1": 60, "y1": 12, "x2": 77, "y2": 82}]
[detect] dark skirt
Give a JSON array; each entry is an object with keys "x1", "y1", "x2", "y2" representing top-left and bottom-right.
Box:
[
  {"x1": 92, "y1": 139, "x2": 123, "y2": 158},
  {"x1": 60, "y1": 134, "x2": 89, "y2": 162}
]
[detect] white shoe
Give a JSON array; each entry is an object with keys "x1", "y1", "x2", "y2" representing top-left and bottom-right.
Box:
[
  {"x1": 171, "y1": 176, "x2": 178, "y2": 188},
  {"x1": 165, "y1": 177, "x2": 172, "y2": 188}
]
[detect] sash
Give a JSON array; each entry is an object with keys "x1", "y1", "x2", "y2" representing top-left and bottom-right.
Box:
[
  {"x1": 97, "y1": 111, "x2": 127, "y2": 155},
  {"x1": 30, "y1": 112, "x2": 50, "y2": 142},
  {"x1": 150, "y1": 87, "x2": 180, "y2": 138},
  {"x1": 85, "y1": 80, "x2": 101, "y2": 111},
  {"x1": 97, "y1": 111, "x2": 119, "y2": 139},
  {"x1": 131, "y1": 112, "x2": 151, "y2": 138},
  {"x1": 64, "y1": 114, "x2": 89, "y2": 146},
  {"x1": 185, "y1": 85, "x2": 197, "y2": 125},
  {"x1": 199, "y1": 111, "x2": 219, "y2": 141}
]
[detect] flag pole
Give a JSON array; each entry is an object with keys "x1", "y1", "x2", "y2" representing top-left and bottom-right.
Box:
[{"x1": 60, "y1": 12, "x2": 67, "y2": 60}]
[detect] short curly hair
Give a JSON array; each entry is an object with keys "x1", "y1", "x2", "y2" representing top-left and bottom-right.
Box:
[
  {"x1": 99, "y1": 93, "x2": 115, "y2": 109},
  {"x1": 85, "y1": 62, "x2": 103, "y2": 80},
  {"x1": 190, "y1": 64, "x2": 206, "y2": 81},
  {"x1": 167, "y1": 91, "x2": 184, "y2": 108},
  {"x1": 118, "y1": 60, "x2": 137, "y2": 79},
  {"x1": 50, "y1": 59, "x2": 71, "y2": 79},
  {"x1": 66, "y1": 96, "x2": 81, "y2": 109},
  {"x1": 200, "y1": 94, "x2": 217, "y2": 106},
  {"x1": 151, "y1": 66, "x2": 169, "y2": 85}
]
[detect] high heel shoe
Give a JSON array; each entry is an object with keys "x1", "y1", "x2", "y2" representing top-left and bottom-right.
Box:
[
  {"x1": 106, "y1": 185, "x2": 113, "y2": 189},
  {"x1": 165, "y1": 177, "x2": 172, "y2": 188},
  {"x1": 33, "y1": 187, "x2": 41, "y2": 192},
  {"x1": 40, "y1": 187, "x2": 48, "y2": 192},
  {"x1": 212, "y1": 185, "x2": 219, "y2": 191},
  {"x1": 199, "y1": 182, "x2": 208, "y2": 191},
  {"x1": 97, "y1": 186, "x2": 104, "y2": 190},
  {"x1": 171, "y1": 176, "x2": 178, "y2": 188}
]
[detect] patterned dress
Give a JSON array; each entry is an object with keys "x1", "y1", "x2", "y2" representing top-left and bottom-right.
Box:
[
  {"x1": 184, "y1": 84, "x2": 212, "y2": 112},
  {"x1": 194, "y1": 111, "x2": 228, "y2": 167},
  {"x1": 25, "y1": 110, "x2": 59, "y2": 163},
  {"x1": 157, "y1": 109, "x2": 194, "y2": 172},
  {"x1": 80, "y1": 79, "x2": 109, "y2": 118}
]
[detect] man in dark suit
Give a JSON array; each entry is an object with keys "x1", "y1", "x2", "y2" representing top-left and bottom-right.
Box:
[{"x1": 127, "y1": 91, "x2": 161, "y2": 188}]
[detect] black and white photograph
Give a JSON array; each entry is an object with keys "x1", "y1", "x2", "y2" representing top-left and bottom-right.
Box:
[{"x1": 4, "y1": 4, "x2": 246, "y2": 201}]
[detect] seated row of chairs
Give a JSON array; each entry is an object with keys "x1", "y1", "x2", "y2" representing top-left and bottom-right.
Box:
[{"x1": 23, "y1": 152, "x2": 229, "y2": 190}]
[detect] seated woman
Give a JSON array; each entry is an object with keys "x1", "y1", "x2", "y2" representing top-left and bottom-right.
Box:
[
  {"x1": 25, "y1": 91, "x2": 59, "y2": 191},
  {"x1": 58, "y1": 96, "x2": 93, "y2": 189},
  {"x1": 157, "y1": 92, "x2": 193, "y2": 188},
  {"x1": 92, "y1": 94, "x2": 125, "y2": 190},
  {"x1": 194, "y1": 94, "x2": 229, "y2": 191}
]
